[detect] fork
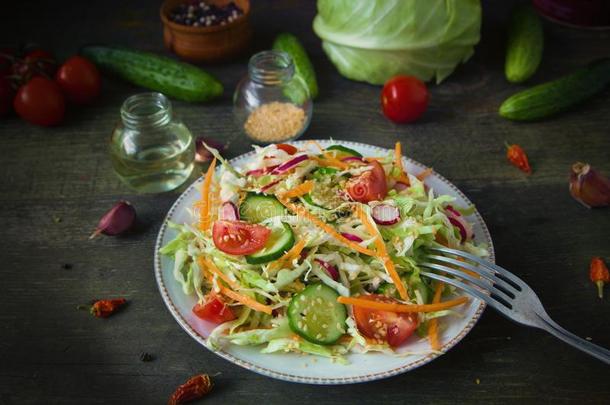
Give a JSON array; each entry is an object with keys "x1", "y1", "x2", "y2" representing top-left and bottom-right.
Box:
[{"x1": 420, "y1": 246, "x2": 610, "y2": 364}]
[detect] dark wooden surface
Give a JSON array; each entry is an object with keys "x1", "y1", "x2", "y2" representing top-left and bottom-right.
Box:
[{"x1": 1, "y1": 0, "x2": 609, "y2": 404}]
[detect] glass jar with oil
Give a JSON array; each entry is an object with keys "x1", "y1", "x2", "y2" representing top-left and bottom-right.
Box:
[{"x1": 110, "y1": 93, "x2": 195, "y2": 193}]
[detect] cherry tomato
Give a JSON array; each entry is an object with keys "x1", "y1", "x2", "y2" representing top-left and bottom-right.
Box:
[
  {"x1": 346, "y1": 160, "x2": 388, "y2": 203},
  {"x1": 276, "y1": 143, "x2": 297, "y2": 155},
  {"x1": 0, "y1": 77, "x2": 14, "y2": 117},
  {"x1": 55, "y1": 56, "x2": 101, "y2": 104},
  {"x1": 381, "y1": 75, "x2": 429, "y2": 123},
  {"x1": 193, "y1": 294, "x2": 236, "y2": 323},
  {"x1": 13, "y1": 77, "x2": 65, "y2": 126},
  {"x1": 353, "y1": 294, "x2": 418, "y2": 347},
  {"x1": 212, "y1": 220, "x2": 271, "y2": 255}
]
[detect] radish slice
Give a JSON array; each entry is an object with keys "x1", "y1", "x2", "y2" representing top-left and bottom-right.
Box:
[
  {"x1": 246, "y1": 165, "x2": 279, "y2": 177},
  {"x1": 314, "y1": 259, "x2": 339, "y2": 281},
  {"x1": 445, "y1": 206, "x2": 473, "y2": 243},
  {"x1": 341, "y1": 156, "x2": 364, "y2": 163},
  {"x1": 220, "y1": 201, "x2": 239, "y2": 221},
  {"x1": 271, "y1": 154, "x2": 308, "y2": 174},
  {"x1": 341, "y1": 232, "x2": 363, "y2": 242},
  {"x1": 261, "y1": 179, "x2": 281, "y2": 193},
  {"x1": 371, "y1": 204, "x2": 400, "y2": 225}
]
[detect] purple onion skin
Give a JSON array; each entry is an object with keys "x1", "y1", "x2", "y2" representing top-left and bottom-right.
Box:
[
  {"x1": 371, "y1": 204, "x2": 400, "y2": 225},
  {"x1": 90, "y1": 201, "x2": 136, "y2": 239},
  {"x1": 341, "y1": 232, "x2": 363, "y2": 242},
  {"x1": 271, "y1": 154, "x2": 308, "y2": 174},
  {"x1": 315, "y1": 259, "x2": 339, "y2": 281}
]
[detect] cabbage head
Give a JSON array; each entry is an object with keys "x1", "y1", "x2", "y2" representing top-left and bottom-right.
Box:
[{"x1": 313, "y1": 0, "x2": 482, "y2": 85}]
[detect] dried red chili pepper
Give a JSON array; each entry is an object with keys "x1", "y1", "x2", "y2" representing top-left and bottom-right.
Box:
[
  {"x1": 168, "y1": 374, "x2": 213, "y2": 405},
  {"x1": 589, "y1": 257, "x2": 609, "y2": 299},
  {"x1": 505, "y1": 142, "x2": 531, "y2": 174},
  {"x1": 90, "y1": 298, "x2": 127, "y2": 318}
]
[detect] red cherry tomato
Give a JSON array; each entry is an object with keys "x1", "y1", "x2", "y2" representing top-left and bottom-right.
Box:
[
  {"x1": 0, "y1": 76, "x2": 14, "y2": 117},
  {"x1": 13, "y1": 77, "x2": 65, "y2": 126},
  {"x1": 353, "y1": 294, "x2": 418, "y2": 347},
  {"x1": 276, "y1": 143, "x2": 297, "y2": 155},
  {"x1": 346, "y1": 160, "x2": 388, "y2": 203},
  {"x1": 212, "y1": 220, "x2": 271, "y2": 255},
  {"x1": 55, "y1": 56, "x2": 101, "y2": 104},
  {"x1": 193, "y1": 294, "x2": 236, "y2": 323},
  {"x1": 381, "y1": 75, "x2": 429, "y2": 123}
]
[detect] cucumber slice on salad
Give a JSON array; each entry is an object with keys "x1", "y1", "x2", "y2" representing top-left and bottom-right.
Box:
[
  {"x1": 240, "y1": 193, "x2": 285, "y2": 223},
  {"x1": 288, "y1": 283, "x2": 347, "y2": 345},
  {"x1": 302, "y1": 193, "x2": 329, "y2": 210},
  {"x1": 325, "y1": 144, "x2": 362, "y2": 158},
  {"x1": 245, "y1": 222, "x2": 295, "y2": 264}
]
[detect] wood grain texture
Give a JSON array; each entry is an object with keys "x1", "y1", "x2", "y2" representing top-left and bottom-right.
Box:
[{"x1": 1, "y1": 0, "x2": 609, "y2": 404}]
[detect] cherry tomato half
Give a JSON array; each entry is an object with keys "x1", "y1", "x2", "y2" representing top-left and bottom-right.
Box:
[
  {"x1": 353, "y1": 294, "x2": 418, "y2": 347},
  {"x1": 212, "y1": 220, "x2": 271, "y2": 255},
  {"x1": 55, "y1": 56, "x2": 101, "y2": 105},
  {"x1": 13, "y1": 77, "x2": 65, "y2": 126},
  {"x1": 346, "y1": 160, "x2": 388, "y2": 203},
  {"x1": 193, "y1": 294, "x2": 236, "y2": 324},
  {"x1": 276, "y1": 143, "x2": 298, "y2": 155},
  {"x1": 381, "y1": 75, "x2": 429, "y2": 124}
]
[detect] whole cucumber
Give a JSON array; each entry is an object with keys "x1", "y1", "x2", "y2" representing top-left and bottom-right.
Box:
[
  {"x1": 273, "y1": 33, "x2": 319, "y2": 99},
  {"x1": 499, "y1": 58, "x2": 610, "y2": 121},
  {"x1": 81, "y1": 45, "x2": 223, "y2": 102},
  {"x1": 505, "y1": 5, "x2": 543, "y2": 83}
]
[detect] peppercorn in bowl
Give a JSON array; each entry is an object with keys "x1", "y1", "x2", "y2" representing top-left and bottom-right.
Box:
[{"x1": 160, "y1": 0, "x2": 251, "y2": 62}]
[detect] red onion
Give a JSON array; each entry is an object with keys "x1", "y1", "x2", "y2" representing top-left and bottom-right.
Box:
[
  {"x1": 261, "y1": 179, "x2": 281, "y2": 193},
  {"x1": 195, "y1": 137, "x2": 226, "y2": 163},
  {"x1": 89, "y1": 201, "x2": 136, "y2": 239},
  {"x1": 220, "y1": 201, "x2": 239, "y2": 221},
  {"x1": 246, "y1": 165, "x2": 279, "y2": 177},
  {"x1": 341, "y1": 232, "x2": 363, "y2": 242},
  {"x1": 371, "y1": 204, "x2": 400, "y2": 225},
  {"x1": 315, "y1": 259, "x2": 339, "y2": 281},
  {"x1": 271, "y1": 154, "x2": 308, "y2": 174},
  {"x1": 445, "y1": 206, "x2": 473, "y2": 243},
  {"x1": 394, "y1": 181, "x2": 408, "y2": 192}
]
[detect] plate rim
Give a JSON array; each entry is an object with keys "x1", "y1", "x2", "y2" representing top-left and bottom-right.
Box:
[{"x1": 154, "y1": 139, "x2": 494, "y2": 385}]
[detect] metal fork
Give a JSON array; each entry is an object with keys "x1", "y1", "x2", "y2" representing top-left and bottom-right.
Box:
[{"x1": 420, "y1": 246, "x2": 610, "y2": 364}]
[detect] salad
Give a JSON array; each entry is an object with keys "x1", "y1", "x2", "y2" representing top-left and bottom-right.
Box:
[{"x1": 161, "y1": 141, "x2": 488, "y2": 362}]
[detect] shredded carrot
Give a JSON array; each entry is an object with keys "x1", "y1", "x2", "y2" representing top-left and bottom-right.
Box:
[
  {"x1": 337, "y1": 295, "x2": 469, "y2": 313},
  {"x1": 198, "y1": 158, "x2": 217, "y2": 231},
  {"x1": 268, "y1": 239, "x2": 307, "y2": 272},
  {"x1": 428, "y1": 282, "x2": 444, "y2": 350},
  {"x1": 277, "y1": 197, "x2": 376, "y2": 256},
  {"x1": 355, "y1": 208, "x2": 409, "y2": 300},
  {"x1": 394, "y1": 142, "x2": 410, "y2": 186},
  {"x1": 416, "y1": 167, "x2": 433, "y2": 181},
  {"x1": 310, "y1": 155, "x2": 349, "y2": 170},
  {"x1": 198, "y1": 257, "x2": 240, "y2": 290},
  {"x1": 280, "y1": 180, "x2": 314, "y2": 198},
  {"x1": 219, "y1": 287, "x2": 273, "y2": 314},
  {"x1": 198, "y1": 257, "x2": 273, "y2": 314}
]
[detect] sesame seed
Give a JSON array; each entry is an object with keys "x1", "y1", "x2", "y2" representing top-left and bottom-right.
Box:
[
  {"x1": 312, "y1": 314, "x2": 317, "y2": 321},
  {"x1": 244, "y1": 102, "x2": 306, "y2": 142},
  {"x1": 322, "y1": 324, "x2": 327, "y2": 329},
  {"x1": 316, "y1": 334, "x2": 323, "y2": 339},
  {"x1": 317, "y1": 285, "x2": 322, "y2": 291},
  {"x1": 300, "y1": 295, "x2": 306, "y2": 301},
  {"x1": 316, "y1": 298, "x2": 323, "y2": 304}
]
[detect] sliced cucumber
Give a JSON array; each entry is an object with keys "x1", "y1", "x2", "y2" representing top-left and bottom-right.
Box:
[
  {"x1": 240, "y1": 193, "x2": 286, "y2": 223},
  {"x1": 287, "y1": 283, "x2": 347, "y2": 345},
  {"x1": 246, "y1": 222, "x2": 295, "y2": 264},
  {"x1": 325, "y1": 144, "x2": 362, "y2": 158}
]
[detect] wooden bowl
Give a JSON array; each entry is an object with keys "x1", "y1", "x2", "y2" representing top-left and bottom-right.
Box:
[{"x1": 160, "y1": 0, "x2": 252, "y2": 63}]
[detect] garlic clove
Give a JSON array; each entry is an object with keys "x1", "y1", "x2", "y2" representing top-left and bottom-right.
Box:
[
  {"x1": 90, "y1": 201, "x2": 136, "y2": 239},
  {"x1": 569, "y1": 162, "x2": 610, "y2": 208}
]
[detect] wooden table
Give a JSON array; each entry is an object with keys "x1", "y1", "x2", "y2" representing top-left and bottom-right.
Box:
[{"x1": 1, "y1": 0, "x2": 609, "y2": 403}]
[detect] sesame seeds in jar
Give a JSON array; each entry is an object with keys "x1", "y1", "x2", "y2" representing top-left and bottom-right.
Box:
[{"x1": 244, "y1": 102, "x2": 306, "y2": 143}]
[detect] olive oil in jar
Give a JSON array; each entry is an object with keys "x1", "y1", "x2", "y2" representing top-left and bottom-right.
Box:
[{"x1": 109, "y1": 93, "x2": 195, "y2": 193}]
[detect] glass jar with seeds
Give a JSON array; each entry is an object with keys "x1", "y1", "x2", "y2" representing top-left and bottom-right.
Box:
[{"x1": 233, "y1": 50, "x2": 312, "y2": 144}]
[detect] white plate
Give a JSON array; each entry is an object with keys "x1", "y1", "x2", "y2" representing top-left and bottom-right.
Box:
[{"x1": 155, "y1": 140, "x2": 494, "y2": 384}]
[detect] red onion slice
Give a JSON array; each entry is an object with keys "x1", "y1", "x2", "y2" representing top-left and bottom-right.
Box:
[
  {"x1": 445, "y1": 206, "x2": 473, "y2": 243},
  {"x1": 341, "y1": 156, "x2": 364, "y2": 163},
  {"x1": 220, "y1": 201, "x2": 239, "y2": 221},
  {"x1": 246, "y1": 165, "x2": 279, "y2": 177},
  {"x1": 341, "y1": 232, "x2": 363, "y2": 242},
  {"x1": 260, "y1": 179, "x2": 281, "y2": 193},
  {"x1": 314, "y1": 259, "x2": 339, "y2": 281},
  {"x1": 271, "y1": 154, "x2": 308, "y2": 174},
  {"x1": 371, "y1": 204, "x2": 400, "y2": 225},
  {"x1": 394, "y1": 181, "x2": 409, "y2": 192}
]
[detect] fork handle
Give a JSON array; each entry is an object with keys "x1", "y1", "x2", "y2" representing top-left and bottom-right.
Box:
[{"x1": 537, "y1": 314, "x2": 610, "y2": 364}]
